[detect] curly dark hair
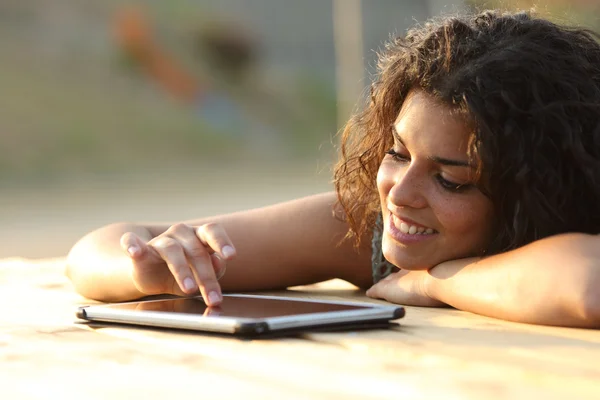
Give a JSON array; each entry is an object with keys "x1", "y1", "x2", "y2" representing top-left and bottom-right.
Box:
[{"x1": 334, "y1": 9, "x2": 600, "y2": 254}]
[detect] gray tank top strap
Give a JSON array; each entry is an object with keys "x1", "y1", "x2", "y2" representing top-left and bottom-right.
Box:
[{"x1": 371, "y1": 213, "x2": 396, "y2": 284}]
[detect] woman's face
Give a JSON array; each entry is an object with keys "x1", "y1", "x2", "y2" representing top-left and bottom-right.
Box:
[{"x1": 377, "y1": 90, "x2": 494, "y2": 270}]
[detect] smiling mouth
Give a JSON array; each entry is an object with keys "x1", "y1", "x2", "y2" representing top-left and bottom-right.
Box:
[{"x1": 391, "y1": 215, "x2": 437, "y2": 236}]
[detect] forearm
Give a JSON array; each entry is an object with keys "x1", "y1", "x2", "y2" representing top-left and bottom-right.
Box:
[
  {"x1": 66, "y1": 192, "x2": 372, "y2": 302},
  {"x1": 66, "y1": 223, "x2": 151, "y2": 301},
  {"x1": 426, "y1": 233, "x2": 600, "y2": 328},
  {"x1": 181, "y1": 193, "x2": 373, "y2": 291}
]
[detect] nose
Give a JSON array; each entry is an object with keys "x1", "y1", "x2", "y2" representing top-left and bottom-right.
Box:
[{"x1": 386, "y1": 163, "x2": 428, "y2": 209}]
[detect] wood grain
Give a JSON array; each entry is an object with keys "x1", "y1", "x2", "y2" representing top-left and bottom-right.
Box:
[{"x1": 1, "y1": 258, "x2": 598, "y2": 399}]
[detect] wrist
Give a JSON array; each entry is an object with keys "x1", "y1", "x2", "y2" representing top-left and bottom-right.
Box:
[
  {"x1": 424, "y1": 267, "x2": 441, "y2": 303},
  {"x1": 425, "y1": 257, "x2": 480, "y2": 303}
]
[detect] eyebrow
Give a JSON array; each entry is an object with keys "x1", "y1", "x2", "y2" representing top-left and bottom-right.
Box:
[{"x1": 392, "y1": 127, "x2": 475, "y2": 169}]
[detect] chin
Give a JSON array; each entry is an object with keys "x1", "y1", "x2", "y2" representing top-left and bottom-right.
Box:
[
  {"x1": 381, "y1": 241, "x2": 437, "y2": 271},
  {"x1": 386, "y1": 259, "x2": 432, "y2": 271}
]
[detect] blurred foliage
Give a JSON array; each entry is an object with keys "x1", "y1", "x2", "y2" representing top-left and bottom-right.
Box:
[
  {"x1": 0, "y1": 0, "x2": 338, "y2": 183},
  {"x1": 1, "y1": 0, "x2": 597, "y2": 184}
]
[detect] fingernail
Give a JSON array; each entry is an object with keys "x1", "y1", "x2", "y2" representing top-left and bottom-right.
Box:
[
  {"x1": 221, "y1": 245, "x2": 235, "y2": 258},
  {"x1": 208, "y1": 291, "x2": 222, "y2": 305},
  {"x1": 183, "y1": 277, "x2": 196, "y2": 292},
  {"x1": 127, "y1": 245, "x2": 140, "y2": 257}
]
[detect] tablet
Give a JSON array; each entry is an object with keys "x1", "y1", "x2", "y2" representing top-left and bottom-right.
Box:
[{"x1": 77, "y1": 294, "x2": 405, "y2": 336}]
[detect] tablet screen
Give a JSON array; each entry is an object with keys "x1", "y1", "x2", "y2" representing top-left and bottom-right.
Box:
[{"x1": 109, "y1": 295, "x2": 370, "y2": 318}]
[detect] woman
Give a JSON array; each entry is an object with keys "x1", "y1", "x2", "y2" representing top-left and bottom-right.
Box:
[{"x1": 67, "y1": 10, "x2": 600, "y2": 328}]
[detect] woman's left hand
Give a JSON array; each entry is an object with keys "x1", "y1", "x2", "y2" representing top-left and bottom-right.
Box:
[{"x1": 366, "y1": 269, "x2": 446, "y2": 307}]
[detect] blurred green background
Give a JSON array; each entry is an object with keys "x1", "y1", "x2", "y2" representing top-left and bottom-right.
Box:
[{"x1": 1, "y1": 0, "x2": 598, "y2": 258}]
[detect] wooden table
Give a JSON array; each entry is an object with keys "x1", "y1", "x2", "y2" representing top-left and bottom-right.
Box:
[{"x1": 1, "y1": 258, "x2": 599, "y2": 399}]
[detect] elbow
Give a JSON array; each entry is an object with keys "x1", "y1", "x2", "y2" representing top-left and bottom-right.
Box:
[
  {"x1": 64, "y1": 231, "x2": 87, "y2": 290},
  {"x1": 580, "y1": 285, "x2": 600, "y2": 328},
  {"x1": 64, "y1": 222, "x2": 127, "y2": 301},
  {"x1": 564, "y1": 234, "x2": 600, "y2": 328},
  {"x1": 574, "y1": 258, "x2": 600, "y2": 328},
  {"x1": 579, "y1": 236, "x2": 600, "y2": 327},
  {"x1": 65, "y1": 238, "x2": 98, "y2": 300},
  {"x1": 65, "y1": 249, "x2": 116, "y2": 302}
]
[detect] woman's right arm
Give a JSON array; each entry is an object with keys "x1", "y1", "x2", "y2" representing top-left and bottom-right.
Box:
[{"x1": 66, "y1": 192, "x2": 373, "y2": 303}]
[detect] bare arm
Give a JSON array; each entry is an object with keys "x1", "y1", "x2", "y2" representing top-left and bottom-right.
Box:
[
  {"x1": 66, "y1": 192, "x2": 372, "y2": 302},
  {"x1": 425, "y1": 233, "x2": 600, "y2": 327},
  {"x1": 367, "y1": 233, "x2": 600, "y2": 327}
]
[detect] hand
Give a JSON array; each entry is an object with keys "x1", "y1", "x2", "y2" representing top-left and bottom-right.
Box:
[
  {"x1": 120, "y1": 223, "x2": 236, "y2": 306},
  {"x1": 366, "y1": 269, "x2": 446, "y2": 307}
]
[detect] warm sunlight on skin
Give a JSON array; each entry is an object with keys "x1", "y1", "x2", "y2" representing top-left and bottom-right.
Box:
[{"x1": 377, "y1": 90, "x2": 495, "y2": 270}]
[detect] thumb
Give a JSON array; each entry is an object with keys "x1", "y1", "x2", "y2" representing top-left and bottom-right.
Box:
[
  {"x1": 366, "y1": 272, "x2": 397, "y2": 298},
  {"x1": 365, "y1": 283, "x2": 381, "y2": 298},
  {"x1": 120, "y1": 232, "x2": 149, "y2": 259}
]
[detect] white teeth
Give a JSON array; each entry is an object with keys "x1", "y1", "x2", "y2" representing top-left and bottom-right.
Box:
[
  {"x1": 400, "y1": 222, "x2": 409, "y2": 234},
  {"x1": 394, "y1": 216, "x2": 435, "y2": 235}
]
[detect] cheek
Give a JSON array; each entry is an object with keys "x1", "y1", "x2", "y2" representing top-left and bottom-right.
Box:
[{"x1": 437, "y1": 196, "x2": 494, "y2": 239}]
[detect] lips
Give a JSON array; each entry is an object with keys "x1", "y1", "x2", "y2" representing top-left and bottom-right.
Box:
[
  {"x1": 386, "y1": 214, "x2": 438, "y2": 245},
  {"x1": 391, "y1": 214, "x2": 436, "y2": 235}
]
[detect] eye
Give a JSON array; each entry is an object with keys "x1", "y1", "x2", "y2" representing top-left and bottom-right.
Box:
[
  {"x1": 435, "y1": 174, "x2": 471, "y2": 193},
  {"x1": 385, "y1": 148, "x2": 410, "y2": 163}
]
